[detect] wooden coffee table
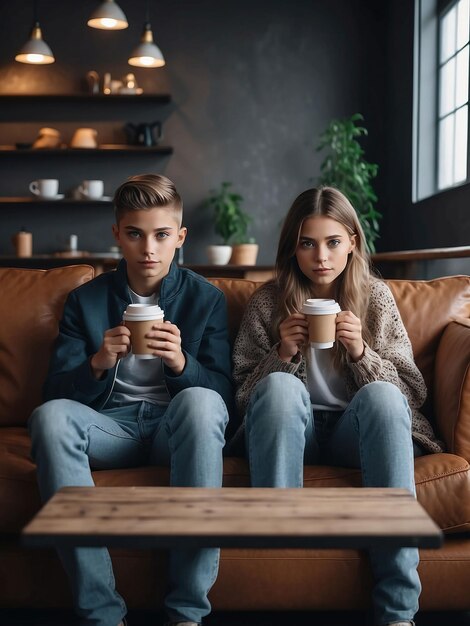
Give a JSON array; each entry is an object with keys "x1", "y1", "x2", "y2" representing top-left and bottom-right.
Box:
[{"x1": 22, "y1": 486, "x2": 443, "y2": 550}]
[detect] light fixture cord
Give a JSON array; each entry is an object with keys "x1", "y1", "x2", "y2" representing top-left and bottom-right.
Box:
[
  {"x1": 145, "y1": 0, "x2": 150, "y2": 25},
  {"x1": 33, "y1": 0, "x2": 38, "y2": 23}
]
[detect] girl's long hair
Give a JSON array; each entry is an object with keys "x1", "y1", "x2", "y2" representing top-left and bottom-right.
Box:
[{"x1": 273, "y1": 186, "x2": 373, "y2": 368}]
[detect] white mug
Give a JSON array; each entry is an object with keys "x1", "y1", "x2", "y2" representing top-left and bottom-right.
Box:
[
  {"x1": 29, "y1": 179, "x2": 59, "y2": 198},
  {"x1": 79, "y1": 179, "x2": 104, "y2": 199}
]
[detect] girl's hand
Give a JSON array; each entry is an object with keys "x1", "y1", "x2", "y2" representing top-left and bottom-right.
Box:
[
  {"x1": 336, "y1": 311, "x2": 364, "y2": 362},
  {"x1": 146, "y1": 320, "x2": 186, "y2": 375},
  {"x1": 91, "y1": 324, "x2": 131, "y2": 378},
  {"x1": 278, "y1": 313, "x2": 308, "y2": 362}
]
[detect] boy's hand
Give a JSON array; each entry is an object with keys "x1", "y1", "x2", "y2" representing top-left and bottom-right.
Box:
[
  {"x1": 336, "y1": 310, "x2": 364, "y2": 362},
  {"x1": 278, "y1": 313, "x2": 308, "y2": 362},
  {"x1": 146, "y1": 321, "x2": 186, "y2": 375},
  {"x1": 90, "y1": 324, "x2": 131, "y2": 379}
]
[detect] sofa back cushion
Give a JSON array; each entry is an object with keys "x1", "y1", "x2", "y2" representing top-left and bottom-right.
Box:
[
  {"x1": 386, "y1": 276, "x2": 470, "y2": 394},
  {"x1": 0, "y1": 266, "x2": 94, "y2": 427},
  {"x1": 209, "y1": 275, "x2": 470, "y2": 393},
  {"x1": 0, "y1": 270, "x2": 468, "y2": 428}
]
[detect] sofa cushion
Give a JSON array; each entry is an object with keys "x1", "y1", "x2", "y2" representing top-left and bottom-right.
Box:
[
  {"x1": 383, "y1": 276, "x2": 470, "y2": 398},
  {"x1": 0, "y1": 266, "x2": 94, "y2": 427},
  {"x1": 2, "y1": 427, "x2": 469, "y2": 535},
  {"x1": 208, "y1": 276, "x2": 470, "y2": 390}
]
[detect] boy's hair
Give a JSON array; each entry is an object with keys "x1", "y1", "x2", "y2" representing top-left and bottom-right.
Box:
[
  {"x1": 113, "y1": 174, "x2": 183, "y2": 226},
  {"x1": 273, "y1": 186, "x2": 374, "y2": 368}
]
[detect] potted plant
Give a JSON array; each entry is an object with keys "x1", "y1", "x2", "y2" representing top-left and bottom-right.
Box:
[
  {"x1": 205, "y1": 181, "x2": 258, "y2": 265},
  {"x1": 316, "y1": 113, "x2": 381, "y2": 253}
]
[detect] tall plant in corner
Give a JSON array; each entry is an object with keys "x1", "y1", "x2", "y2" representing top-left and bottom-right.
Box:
[{"x1": 316, "y1": 113, "x2": 381, "y2": 253}]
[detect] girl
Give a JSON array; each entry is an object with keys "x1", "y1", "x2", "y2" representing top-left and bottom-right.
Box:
[{"x1": 231, "y1": 187, "x2": 443, "y2": 626}]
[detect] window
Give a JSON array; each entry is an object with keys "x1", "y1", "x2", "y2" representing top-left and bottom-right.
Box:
[
  {"x1": 413, "y1": 0, "x2": 470, "y2": 200},
  {"x1": 437, "y1": 0, "x2": 469, "y2": 189}
]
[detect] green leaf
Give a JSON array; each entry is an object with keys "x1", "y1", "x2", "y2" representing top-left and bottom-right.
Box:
[{"x1": 316, "y1": 113, "x2": 381, "y2": 251}]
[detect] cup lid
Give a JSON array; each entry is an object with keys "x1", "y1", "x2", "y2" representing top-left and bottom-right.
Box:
[
  {"x1": 301, "y1": 298, "x2": 341, "y2": 315},
  {"x1": 123, "y1": 304, "x2": 164, "y2": 321}
]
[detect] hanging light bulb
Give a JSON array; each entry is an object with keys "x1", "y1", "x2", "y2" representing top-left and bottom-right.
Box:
[
  {"x1": 128, "y1": 2, "x2": 165, "y2": 68},
  {"x1": 88, "y1": 0, "x2": 128, "y2": 30},
  {"x1": 15, "y1": 1, "x2": 55, "y2": 65}
]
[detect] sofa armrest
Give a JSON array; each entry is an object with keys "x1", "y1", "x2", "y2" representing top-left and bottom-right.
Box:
[{"x1": 434, "y1": 318, "x2": 470, "y2": 459}]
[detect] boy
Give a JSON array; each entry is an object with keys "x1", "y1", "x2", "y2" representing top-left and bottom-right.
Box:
[{"x1": 29, "y1": 174, "x2": 233, "y2": 626}]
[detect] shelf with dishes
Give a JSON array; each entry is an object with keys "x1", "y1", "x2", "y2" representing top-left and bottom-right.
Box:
[
  {"x1": 0, "y1": 145, "x2": 173, "y2": 156},
  {"x1": 0, "y1": 196, "x2": 113, "y2": 204},
  {"x1": 0, "y1": 94, "x2": 171, "y2": 104}
]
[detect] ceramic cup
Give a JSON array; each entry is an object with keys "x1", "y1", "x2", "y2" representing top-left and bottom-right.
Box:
[
  {"x1": 123, "y1": 304, "x2": 164, "y2": 359},
  {"x1": 301, "y1": 298, "x2": 341, "y2": 349},
  {"x1": 29, "y1": 179, "x2": 59, "y2": 198},
  {"x1": 70, "y1": 128, "x2": 98, "y2": 149},
  {"x1": 78, "y1": 179, "x2": 104, "y2": 199}
]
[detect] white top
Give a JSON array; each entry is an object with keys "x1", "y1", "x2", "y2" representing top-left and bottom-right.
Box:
[
  {"x1": 110, "y1": 289, "x2": 171, "y2": 407},
  {"x1": 305, "y1": 346, "x2": 349, "y2": 411}
]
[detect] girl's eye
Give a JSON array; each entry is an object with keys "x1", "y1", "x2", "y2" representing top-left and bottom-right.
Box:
[
  {"x1": 156, "y1": 232, "x2": 170, "y2": 239},
  {"x1": 128, "y1": 231, "x2": 141, "y2": 239},
  {"x1": 300, "y1": 240, "x2": 314, "y2": 248},
  {"x1": 328, "y1": 239, "x2": 341, "y2": 247}
]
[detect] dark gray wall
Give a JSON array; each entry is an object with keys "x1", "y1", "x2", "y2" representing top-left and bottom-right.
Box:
[{"x1": 0, "y1": 0, "x2": 388, "y2": 264}]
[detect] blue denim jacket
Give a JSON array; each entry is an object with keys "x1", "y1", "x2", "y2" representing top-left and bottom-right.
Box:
[{"x1": 43, "y1": 260, "x2": 233, "y2": 413}]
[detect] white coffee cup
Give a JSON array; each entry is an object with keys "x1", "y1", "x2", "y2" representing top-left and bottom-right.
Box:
[
  {"x1": 79, "y1": 179, "x2": 104, "y2": 199},
  {"x1": 301, "y1": 299, "x2": 341, "y2": 349},
  {"x1": 123, "y1": 304, "x2": 164, "y2": 359},
  {"x1": 29, "y1": 179, "x2": 59, "y2": 198}
]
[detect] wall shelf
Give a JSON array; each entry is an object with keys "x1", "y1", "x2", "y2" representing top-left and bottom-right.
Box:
[
  {"x1": 0, "y1": 146, "x2": 173, "y2": 156},
  {"x1": 0, "y1": 197, "x2": 113, "y2": 204},
  {"x1": 0, "y1": 94, "x2": 171, "y2": 104}
]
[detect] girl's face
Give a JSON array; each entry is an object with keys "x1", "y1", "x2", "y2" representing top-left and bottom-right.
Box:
[{"x1": 295, "y1": 215, "x2": 356, "y2": 298}]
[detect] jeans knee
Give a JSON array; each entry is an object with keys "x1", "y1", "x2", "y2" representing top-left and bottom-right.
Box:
[
  {"x1": 170, "y1": 387, "x2": 228, "y2": 436},
  {"x1": 252, "y1": 372, "x2": 308, "y2": 409},
  {"x1": 29, "y1": 399, "x2": 81, "y2": 462},
  {"x1": 355, "y1": 381, "x2": 411, "y2": 430},
  {"x1": 29, "y1": 399, "x2": 73, "y2": 442},
  {"x1": 247, "y1": 372, "x2": 309, "y2": 433}
]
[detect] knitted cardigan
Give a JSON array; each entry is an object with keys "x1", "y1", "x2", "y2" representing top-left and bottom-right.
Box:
[{"x1": 232, "y1": 279, "x2": 444, "y2": 454}]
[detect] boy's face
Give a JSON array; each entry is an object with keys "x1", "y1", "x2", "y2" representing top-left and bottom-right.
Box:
[{"x1": 112, "y1": 207, "x2": 186, "y2": 295}]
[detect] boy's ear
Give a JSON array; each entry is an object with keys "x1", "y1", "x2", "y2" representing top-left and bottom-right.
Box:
[
  {"x1": 176, "y1": 226, "x2": 187, "y2": 249},
  {"x1": 112, "y1": 223, "x2": 120, "y2": 245}
]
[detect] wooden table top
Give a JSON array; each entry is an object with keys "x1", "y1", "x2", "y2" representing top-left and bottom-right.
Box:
[{"x1": 22, "y1": 486, "x2": 443, "y2": 550}]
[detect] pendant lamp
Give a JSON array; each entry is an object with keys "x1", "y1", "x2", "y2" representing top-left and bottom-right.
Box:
[
  {"x1": 15, "y1": 0, "x2": 55, "y2": 65},
  {"x1": 88, "y1": 0, "x2": 128, "y2": 30},
  {"x1": 128, "y1": 1, "x2": 165, "y2": 68}
]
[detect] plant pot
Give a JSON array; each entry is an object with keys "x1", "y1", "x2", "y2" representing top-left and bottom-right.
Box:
[
  {"x1": 206, "y1": 244, "x2": 232, "y2": 265},
  {"x1": 229, "y1": 243, "x2": 259, "y2": 266}
]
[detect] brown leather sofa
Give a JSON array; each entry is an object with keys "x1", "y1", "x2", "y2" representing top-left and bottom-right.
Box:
[{"x1": 1, "y1": 265, "x2": 470, "y2": 613}]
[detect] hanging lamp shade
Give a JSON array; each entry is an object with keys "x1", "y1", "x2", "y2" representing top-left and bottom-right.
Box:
[
  {"x1": 15, "y1": 21, "x2": 55, "y2": 64},
  {"x1": 87, "y1": 0, "x2": 128, "y2": 30},
  {"x1": 128, "y1": 22, "x2": 165, "y2": 68}
]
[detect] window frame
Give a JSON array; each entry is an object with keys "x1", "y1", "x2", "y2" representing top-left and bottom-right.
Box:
[
  {"x1": 413, "y1": 0, "x2": 470, "y2": 202},
  {"x1": 436, "y1": 0, "x2": 470, "y2": 191}
]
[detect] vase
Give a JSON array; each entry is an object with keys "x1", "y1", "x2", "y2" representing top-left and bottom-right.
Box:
[{"x1": 206, "y1": 245, "x2": 233, "y2": 265}]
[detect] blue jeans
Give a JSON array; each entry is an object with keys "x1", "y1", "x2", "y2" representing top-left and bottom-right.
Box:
[
  {"x1": 244, "y1": 372, "x2": 421, "y2": 626},
  {"x1": 29, "y1": 387, "x2": 229, "y2": 626}
]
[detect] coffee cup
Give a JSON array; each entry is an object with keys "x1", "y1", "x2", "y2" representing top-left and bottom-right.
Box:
[
  {"x1": 301, "y1": 299, "x2": 341, "y2": 349},
  {"x1": 29, "y1": 179, "x2": 59, "y2": 198},
  {"x1": 123, "y1": 304, "x2": 164, "y2": 359},
  {"x1": 78, "y1": 179, "x2": 104, "y2": 199},
  {"x1": 12, "y1": 229, "x2": 33, "y2": 258}
]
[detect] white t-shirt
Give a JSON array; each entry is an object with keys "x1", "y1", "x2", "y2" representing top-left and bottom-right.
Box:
[
  {"x1": 305, "y1": 346, "x2": 349, "y2": 411},
  {"x1": 110, "y1": 289, "x2": 171, "y2": 407}
]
